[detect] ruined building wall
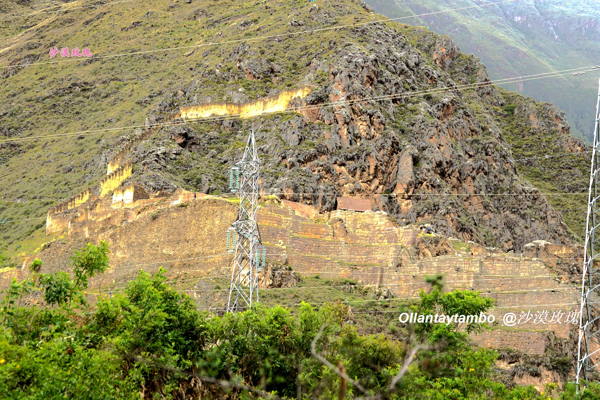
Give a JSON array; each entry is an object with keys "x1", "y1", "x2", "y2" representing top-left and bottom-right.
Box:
[
  {"x1": 112, "y1": 184, "x2": 149, "y2": 204},
  {"x1": 46, "y1": 209, "x2": 72, "y2": 235},
  {"x1": 48, "y1": 188, "x2": 93, "y2": 216},
  {"x1": 180, "y1": 86, "x2": 313, "y2": 120},
  {"x1": 107, "y1": 159, "x2": 122, "y2": 176},
  {"x1": 106, "y1": 111, "x2": 182, "y2": 175},
  {"x1": 46, "y1": 188, "x2": 95, "y2": 234},
  {"x1": 47, "y1": 110, "x2": 182, "y2": 235},
  {"x1": 29, "y1": 199, "x2": 238, "y2": 289},
  {"x1": 99, "y1": 162, "x2": 132, "y2": 197}
]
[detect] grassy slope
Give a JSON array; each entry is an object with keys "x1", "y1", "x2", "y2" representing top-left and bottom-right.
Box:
[
  {"x1": 494, "y1": 89, "x2": 590, "y2": 242},
  {"x1": 364, "y1": 0, "x2": 600, "y2": 142},
  {"x1": 0, "y1": 0, "x2": 352, "y2": 261}
]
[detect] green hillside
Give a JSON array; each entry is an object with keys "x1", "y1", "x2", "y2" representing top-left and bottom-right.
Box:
[
  {"x1": 0, "y1": 0, "x2": 596, "y2": 397},
  {"x1": 365, "y1": 0, "x2": 600, "y2": 143},
  {"x1": 0, "y1": 0, "x2": 591, "y2": 264}
]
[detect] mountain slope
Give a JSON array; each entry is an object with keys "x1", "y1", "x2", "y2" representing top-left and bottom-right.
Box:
[
  {"x1": 0, "y1": 0, "x2": 590, "y2": 265},
  {"x1": 364, "y1": 0, "x2": 600, "y2": 143}
]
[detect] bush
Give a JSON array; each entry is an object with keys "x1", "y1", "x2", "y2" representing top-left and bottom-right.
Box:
[
  {"x1": 503, "y1": 104, "x2": 516, "y2": 115},
  {"x1": 28, "y1": 259, "x2": 42, "y2": 273}
]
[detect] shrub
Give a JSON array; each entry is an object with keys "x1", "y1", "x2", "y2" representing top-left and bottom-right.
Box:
[{"x1": 503, "y1": 104, "x2": 516, "y2": 115}]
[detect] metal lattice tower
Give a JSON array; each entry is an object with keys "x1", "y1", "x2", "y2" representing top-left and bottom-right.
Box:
[
  {"x1": 578, "y1": 78, "x2": 600, "y2": 386},
  {"x1": 227, "y1": 129, "x2": 262, "y2": 313}
]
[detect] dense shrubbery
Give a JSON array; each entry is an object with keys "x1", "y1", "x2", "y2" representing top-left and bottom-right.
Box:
[{"x1": 0, "y1": 242, "x2": 598, "y2": 399}]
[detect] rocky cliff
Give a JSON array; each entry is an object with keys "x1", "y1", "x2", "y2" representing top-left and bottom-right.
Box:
[
  {"x1": 123, "y1": 0, "x2": 587, "y2": 252},
  {"x1": 365, "y1": 0, "x2": 600, "y2": 143},
  {"x1": 0, "y1": 0, "x2": 591, "y2": 262}
]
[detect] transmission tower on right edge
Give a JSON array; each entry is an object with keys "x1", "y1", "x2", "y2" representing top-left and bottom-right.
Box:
[{"x1": 578, "y1": 78, "x2": 600, "y2": 387}]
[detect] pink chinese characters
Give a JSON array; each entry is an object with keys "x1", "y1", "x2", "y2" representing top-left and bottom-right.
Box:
[{"x1": 49, "y1": 47, "x2": 93, "y2": 58}]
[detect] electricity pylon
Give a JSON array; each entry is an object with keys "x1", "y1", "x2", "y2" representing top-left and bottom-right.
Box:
[
  {"x1": 227, "y1": 129, "x2": 262, "y2": 313},
  {"x1": 578, "y1": 78, "x2": 600, "y2": 387}
]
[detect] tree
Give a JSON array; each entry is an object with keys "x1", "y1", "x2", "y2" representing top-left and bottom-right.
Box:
[
  {"x1": 0, "y1": 262, "x2": 590, "y2": 399},
  {"x1": 28, "y1": 259, "x2": 42, "y2": 273},
  {"x1": 36, "y1": 241, "x2": 110, "y2": 307},
  {"x1": 38, "y1": 272, "x2": 76, "y2": 306},
  {"x1": 71, "y1": 241, "x2": 110, "y2": 290}
]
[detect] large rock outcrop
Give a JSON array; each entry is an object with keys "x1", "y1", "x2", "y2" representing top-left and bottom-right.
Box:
[{"x1": 124, "y1": 3, "x2": 579, "y2": 251}]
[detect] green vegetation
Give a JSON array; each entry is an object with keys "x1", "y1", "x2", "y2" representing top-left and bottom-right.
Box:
[
  {"x1": 493, "y1": 89, "x2": 590, "y2": 241},
  {"x1": 366, "y1": 0, "x2": 599, "y2": 143},
  {"x1": 450, "y1": 240, "x2": 471, "y2": 253},
  {"x1": 0, "y1": 244, "x2": 597, "y2": 399},
  {"x1": 0, "y1": 0, "x2": 359, "y2": 259}
]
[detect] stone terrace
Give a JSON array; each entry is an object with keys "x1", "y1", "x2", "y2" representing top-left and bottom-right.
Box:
[{"x1": 6, "y1": 198, "x2": 581, "y2": 356}]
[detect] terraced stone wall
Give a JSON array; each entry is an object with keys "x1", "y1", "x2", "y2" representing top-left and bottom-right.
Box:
[{"x1": 13, "y1": 198, "x2": 582, "y2": 355}]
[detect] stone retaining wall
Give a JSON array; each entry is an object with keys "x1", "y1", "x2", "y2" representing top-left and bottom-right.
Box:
[{"x1": 6, "y1": 198, "x2": 581, "y2": 355}]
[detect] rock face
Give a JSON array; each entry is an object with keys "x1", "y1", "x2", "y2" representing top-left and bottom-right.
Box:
[
  {"x1": 365, "y1": 0, "x2": 600, "y2": 142},
  {"x1": 523, "y1": 240, "x2": 584, "y2": 285},
  {"x1": 258, "y1": 266, "x2": 302, "y2": 289},
  {"x1": 415, "y1": 235, "x2": 453, "y2": 259},
  {"x1": 125, "y1": 1, "x2": 580, "y2": 252}
]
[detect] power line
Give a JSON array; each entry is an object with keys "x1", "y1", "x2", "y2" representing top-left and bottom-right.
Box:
[
  {"x1": 38, "y1": 242, "x2": 583, "y2": 281},
  {"x1": 0, "y1": 190, "x2": 593, "y2": 226},
  {"x1": 91, "y1": 272, "x2": 579, "y2": 296},
  {"x1": 1, "y1": 63, "x2": 597, "y2": 145},
  {"x1": 103, "y1": 252, "x2": 585, "y2": 276},
  {"x1": 514, "y1": 150, "x2": 592, "y2": 163},
  {"x1": 85, "y1": 272, "x2": 580, "y2": 303},
  {"x1": 2, "y1": 67, "x2": 595, "y2": 145},
  {"x1": 189, "y1": 301, "x2": 582, "y2": 315},
  {"x1": 0, "y1": 147, "x2": 591, "y2": 198},
  {"x1": 183, "y1": 299, "x2": 581, "y2": 312},
  {"x1": 80, "y1": 289, "x2": 583, "y2": 316},
  {"x1": 0, "y1": 186, "x2": 593, "y2": 229},
  {"x1": 14, "y1": 212, "x2": 585, "y2": 277},
  {"x1": 175, "y1": 65, "x2": 598, "y2": 123},
  {"x1": 0, "y1": 216, "x2": 47, "y2": 224},
  {"x1": 259, "y1": 192, "x2": 590, "y2": 196},
  {"x1": 0, "y1": 0, "x2": 518, "y2": 70},
  {"x1": 0, "y1": 184, "x2": 594, "y2": 207},
  {"x1": 0, "y1": 0, "x2": 135, "y2": 21},
  {"x1": 83, "y1": 283, "x2": 580, "y2": 314}
]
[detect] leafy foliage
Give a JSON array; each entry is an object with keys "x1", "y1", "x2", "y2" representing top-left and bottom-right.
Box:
[
  {"x1": 38, "y1": 272, "x2": 76, "y2": 306},
  {"x1": 28, "y1": 259, "x2": 42, "y2": 273},
  {"x1": 71, "y1": 241, "x2": 110, "y2": 290},
  {"x1": 0, "y1": 250, "x2": 596, "y2": 399}
]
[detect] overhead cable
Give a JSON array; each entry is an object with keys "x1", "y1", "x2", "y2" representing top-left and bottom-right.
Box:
[
  {"x1": 1, "y1": 63, "x2": 597, "y2": 144},
  {"x1": 0, "y1": 0, "x2": 518, "y2": 69}
]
